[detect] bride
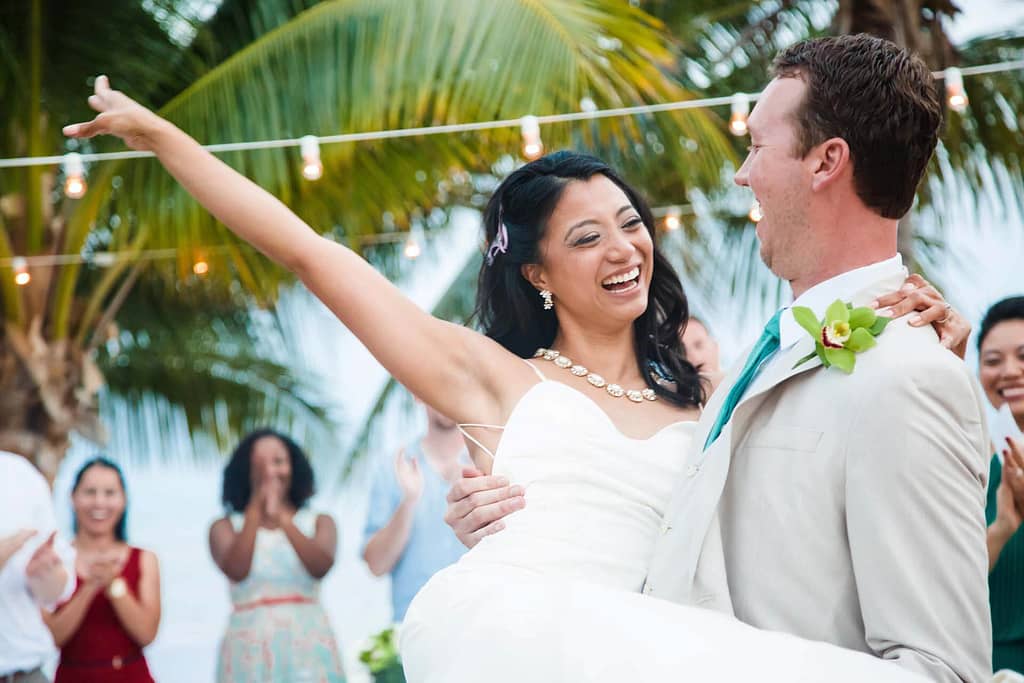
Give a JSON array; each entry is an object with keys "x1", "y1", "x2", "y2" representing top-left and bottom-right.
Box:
[{"x1": 65, "y1": 77, "x2": 955, "y2": 682}]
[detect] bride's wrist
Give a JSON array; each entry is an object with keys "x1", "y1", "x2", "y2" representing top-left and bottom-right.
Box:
[{"x1": 148, "y1": 117, "x2": 189, "y2": 155}]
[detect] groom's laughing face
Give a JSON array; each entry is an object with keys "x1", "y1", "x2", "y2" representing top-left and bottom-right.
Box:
[{"x1": 734, "y1": 77, "x2": 816, "y2": 281}]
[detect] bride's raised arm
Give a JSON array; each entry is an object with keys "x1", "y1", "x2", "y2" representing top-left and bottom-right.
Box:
[{"x1": 64, "y1": 76, "x2": 514, "y2": 424}]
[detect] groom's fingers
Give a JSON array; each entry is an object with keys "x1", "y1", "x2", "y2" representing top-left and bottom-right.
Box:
[
  {"x1": 467, "y1": 519, "x2": 507, "y2": 547},
  {"x1": 446, "y1": 474, "x2": 508, "y2": 504},
  {"x1": 446, "y1": 485, "x2": 524, "y2": 526}
]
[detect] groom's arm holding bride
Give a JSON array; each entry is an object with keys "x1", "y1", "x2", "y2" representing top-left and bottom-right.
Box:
[{"x1": 446, "y1": 285, "x2": 974, "y2": 549}]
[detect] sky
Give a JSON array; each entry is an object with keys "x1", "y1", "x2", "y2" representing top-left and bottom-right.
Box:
[{"x1": 43, "y1": 3, "x2": 1024, "y2": 682}]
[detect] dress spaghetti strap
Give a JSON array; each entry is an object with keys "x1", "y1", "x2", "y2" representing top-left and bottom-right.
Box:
[
  {"x1": 523, "y1": 358, "x2": 547, "y2": 381},
  {"x1": 457, "y1": 424, "x2": 503, "y2": 461},
  {"x1": 458, "y1": 358, "x2": 547, "y2": 460}
]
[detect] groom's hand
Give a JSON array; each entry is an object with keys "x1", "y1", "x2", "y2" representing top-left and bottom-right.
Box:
[{"x1": 445, "y1": 468, "x2": 524, "y2": 549}]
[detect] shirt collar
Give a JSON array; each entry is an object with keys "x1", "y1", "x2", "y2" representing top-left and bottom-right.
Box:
[{"x1": 778, "y1": 254, "x2": 907, "y2": 349}]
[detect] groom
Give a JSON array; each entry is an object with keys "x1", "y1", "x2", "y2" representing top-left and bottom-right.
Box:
[
  {"x1": 641, "y1": 34, "x2": 990, "y2": 683},
  {"x1": 445, "y1": 35, "x2": 991, "y2": 682}
]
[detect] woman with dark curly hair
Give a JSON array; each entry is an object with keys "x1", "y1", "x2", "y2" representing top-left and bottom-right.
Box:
[{"x1": 208, "y1": 429, "x2": 344, "y2": 682}]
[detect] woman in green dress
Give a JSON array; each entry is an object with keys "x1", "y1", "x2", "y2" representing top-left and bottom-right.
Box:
[{"x1": 980, "y1": 296, "x2": 1024, "y2": 673}]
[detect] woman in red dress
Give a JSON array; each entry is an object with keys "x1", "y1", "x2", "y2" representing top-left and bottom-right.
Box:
[{"x1": 43, "y1": 458, "x2": 161, "y2": 682}]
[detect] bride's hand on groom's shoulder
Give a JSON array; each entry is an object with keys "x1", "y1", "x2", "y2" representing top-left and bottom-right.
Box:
[
  {"x1": 871, "y1": 273, "x2": 970, "y2": 359},
  {"x1": 444, "y1": 468, "x2": 525, "y2": 549}
]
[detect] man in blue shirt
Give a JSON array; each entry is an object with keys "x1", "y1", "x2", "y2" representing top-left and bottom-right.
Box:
[{"x1": 362, "y1": 404, "x2": 469, "y2": 621}]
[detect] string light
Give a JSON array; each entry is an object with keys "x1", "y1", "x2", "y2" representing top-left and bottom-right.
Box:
[
  {"x1": 402, "y1": 234, "x2": 422, "y2": 259},
  {"x1": 749, "y1": 200, "x2": 763, "y2": 223},
  {"x1": 62, "y1": 153, "x2": 87, "y2": 198},
  {"x1": 12, "y1": 257, "x2": 30, "y2": 286},
  {"x1": 299, "y1": 135, "x2": 323, "y2": 181},
  {"x1": 663, "y1": 206, "x2": 682, "y2": 231},
  {"x1": 945, "y1": 67, "x2": 969, "y2": 112},
  {"x1": 520, "y1": 115, "x2": 544, "y2": 160},
  {"x1": 192, "y1": 258, "x2": 209, "y2": 275},
  {"x1": 729, "y1": 93, "x2": 750, "y2": 136},
  {"x1": 0, "y1": 58, "x2": 1019, "y2": 172}
]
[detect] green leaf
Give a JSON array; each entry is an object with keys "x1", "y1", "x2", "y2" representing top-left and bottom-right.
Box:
[
  {"x1": 825, "y1": 299, "x2": 849, "y2": 324},
  {"x1": 792, "y1": 349, "x2": 819, "y2": 369},
  {"x1": 791, "y1": 306, "x2": 823, "y2": 341},
  {"x1": 869, "y1": 316, "x2": 892, "y2": 336},
  {"x1": 824, "y1": 347, "x2": 856, "y2": 373},
  {"x1": 815, "y1": 343, "x2": 830, "y2": 368},
  {"x1": 845, "y1": 327, "x2": 877, "y2": 353},
  {"x1": 848, "y1": 306, "x2": 877, "y2": 330}
]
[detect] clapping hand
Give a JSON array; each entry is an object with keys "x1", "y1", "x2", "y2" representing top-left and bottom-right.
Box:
[
  {"x1": 25, "y1": 532, "x2": 61, "y2": 580},
  {"x1": 996, "y1": 438, "x2": 1024, "y2": 537},
  {"x1": 84, "y1": 551, "x2": 125, "y2": 589},
  {"x1": 0, "y1": 529, "x2": 37, "y2": 570},
  {"x1": 395, "y1": 448, "x2": 424, "y2": 504}
]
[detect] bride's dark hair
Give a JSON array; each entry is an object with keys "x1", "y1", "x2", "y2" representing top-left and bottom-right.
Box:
[{"x1": 475, "y1": 151, "x2": 704, "y2": 408}]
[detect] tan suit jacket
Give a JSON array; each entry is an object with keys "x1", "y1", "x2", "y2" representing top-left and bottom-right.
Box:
[{"x1": 644, "y1": 273, "x2": 992, "y2": 682}]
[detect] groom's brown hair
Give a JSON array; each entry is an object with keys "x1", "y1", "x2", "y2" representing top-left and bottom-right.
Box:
[{"x1": 771, "y1": 34, "x2": 942, "y2": 219}]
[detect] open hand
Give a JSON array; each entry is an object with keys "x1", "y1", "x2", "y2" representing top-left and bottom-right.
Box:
[
  {"x1": 997, "y1": 438, "x2": 1024, "y2": 535},
  {"x1": 63, "y1": 75, "x2": 167, "y2": 151},
  {"x1": 395, "y1": 448, "x2": 425, "y2": 504},
  {"x1": 872, "y1": 274, "x2": 970, "y2": 358},
  {"x1": 444, "y1": 468, "x2": 524, "y2": 548}
]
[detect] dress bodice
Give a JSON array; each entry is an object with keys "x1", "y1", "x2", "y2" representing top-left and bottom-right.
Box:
[
  {"x1": 460, "y1": 381, "x2": 694, "y2": 592},
  {"x1": 226, "y1": 509, "x2": 321, "y2": 604}
]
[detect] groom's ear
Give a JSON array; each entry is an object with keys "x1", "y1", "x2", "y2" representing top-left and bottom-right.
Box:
[{"x1": 810, "y1": 137, "x2": 851, "y2": 192}]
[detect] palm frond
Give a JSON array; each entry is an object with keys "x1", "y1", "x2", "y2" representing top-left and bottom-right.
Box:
[
  {"x1": 96, "y1": 276, "x2": 340, "y2": 463},
  {"x1": 58, "y1": 0, "x2": 733, "y2": 325}
]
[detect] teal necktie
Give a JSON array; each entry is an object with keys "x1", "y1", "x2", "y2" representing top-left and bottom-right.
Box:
[{"x1": 703, "y1": 310, "x2": 783, "y2": 451}]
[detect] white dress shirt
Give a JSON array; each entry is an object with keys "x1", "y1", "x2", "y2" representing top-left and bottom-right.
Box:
[
  {"x1": 0, "y1": 451, "x2": 75, "y2": 675},
  {"x1": 752, "y1": 255, "x2": 907, "y2": 388}
]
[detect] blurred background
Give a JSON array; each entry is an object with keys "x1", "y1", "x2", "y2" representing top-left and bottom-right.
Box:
[{"x1": 1, "y1": 1, "x2": 1023, "y2": 680}]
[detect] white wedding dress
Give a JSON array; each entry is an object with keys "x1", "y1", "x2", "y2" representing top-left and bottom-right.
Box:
[{"x1": 399, "y1": 370, "x2": 926, "y2": 683}]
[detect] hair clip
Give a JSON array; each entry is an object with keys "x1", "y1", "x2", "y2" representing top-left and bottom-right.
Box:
[{"x1": 486, "y1": 208, "x2": 509, "y2": 265}]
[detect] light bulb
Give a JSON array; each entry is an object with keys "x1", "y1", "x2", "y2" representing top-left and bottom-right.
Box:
[
  {"x1": 520, "y1": 115, "x2": 544, "y2": 160},
  {"x1": 12, "y1": 256, "x2": 30, "y2": 286},
  {"x1": 729, "y1": 93, "x2": 750, "y2": 137},
  {"x1": 193, "y1": 259, "x2": 209, "y2": 276},
  {"x1": 749, "y1": 200, "x2": 763, "y2": 223},
  {"x1": 63, "y1": 152, "x2": 87, "y2": 198},
  {"x1": 664, "y1": 208, "x2": 682, "y2": 231},
  {"x1": 299, "y1": 135, "x2": 323, "y2": 180},
  {"x1": 944, "y1": 67, "x2": 968, "y2": 113},
  {"x1": 403, "y1": 236, "x2": 421, "y2": 260}
]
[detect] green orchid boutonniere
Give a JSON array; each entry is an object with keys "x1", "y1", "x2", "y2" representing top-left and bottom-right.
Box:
[{"x1": 791, "y1": 299, "x2": 891, "y2": 374}]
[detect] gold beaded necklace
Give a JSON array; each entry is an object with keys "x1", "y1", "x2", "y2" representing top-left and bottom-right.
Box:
[{"x1": 533, "y1": 348, "x2": 657, "y2": 403}]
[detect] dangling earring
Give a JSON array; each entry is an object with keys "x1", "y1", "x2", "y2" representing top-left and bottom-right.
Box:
[{"x1": 540, "y1": 289, "x2": 554, "y2": 311}]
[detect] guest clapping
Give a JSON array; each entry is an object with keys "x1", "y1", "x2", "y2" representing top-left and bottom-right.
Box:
[
  {"x1": 980, "y1": 296, "x2": 1024, "y2": 673},
  {"x1": 362, "y1": 404, "x2": 469, "y2": 622},
  {"x1": 1, "y1": 451, "x2": 76, "y2": 683},
  {"x1": 43, "y1": 457, "x2": 160, "y2": 683},
  {"x1": 208, "y1": 429, "x2": 344, "y2": 683}
]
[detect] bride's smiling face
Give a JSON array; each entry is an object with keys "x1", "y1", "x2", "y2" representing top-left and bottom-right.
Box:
[{"x1": 522, "y1": 175, "x2": 653, "y2": 330}]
